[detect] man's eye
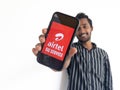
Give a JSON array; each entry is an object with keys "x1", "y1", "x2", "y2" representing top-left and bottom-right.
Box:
[
  {"x1": 83, "y1": 26, "x2": 86, "y2": 28},
  {"x1": 83, "y1": 25, "x2": 88, "y2": 29}
]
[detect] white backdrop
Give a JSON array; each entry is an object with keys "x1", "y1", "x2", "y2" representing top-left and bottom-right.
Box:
[{"x1": 0, "y1": 0, "x2": 120, "y2": 90}]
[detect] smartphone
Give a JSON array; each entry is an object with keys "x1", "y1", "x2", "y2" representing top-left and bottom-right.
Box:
[{"x1": 37, "y1": 12, "x2": 79, "y2": 71}]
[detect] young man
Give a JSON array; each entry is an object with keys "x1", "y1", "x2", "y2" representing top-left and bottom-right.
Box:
[{"x1": 32, "y1": 13, "x2": 113, "y2": 90}]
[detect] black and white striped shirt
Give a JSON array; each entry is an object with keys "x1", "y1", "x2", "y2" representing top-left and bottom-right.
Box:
[{"x1": 67, "y1": 41, "x2": 113, "y2": 90}]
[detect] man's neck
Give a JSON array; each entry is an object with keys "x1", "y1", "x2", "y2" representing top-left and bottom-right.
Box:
[{"x1": 82, "y1": 41, "x2": 93, "y2": 50}]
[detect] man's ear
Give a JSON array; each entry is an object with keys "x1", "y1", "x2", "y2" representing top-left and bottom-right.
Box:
[{"x1": 91, "y1": 27, "x2": 93, "y2": 31}]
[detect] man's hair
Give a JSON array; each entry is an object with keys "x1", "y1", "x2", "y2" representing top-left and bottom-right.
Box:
[{"x1": 76, "y1": 13, "x2": 93, "y2": 28}]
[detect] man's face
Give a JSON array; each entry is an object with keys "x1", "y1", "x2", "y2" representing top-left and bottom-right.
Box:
[{"x1": 76, "y1": 18, "x2": 93, "y2": 43}]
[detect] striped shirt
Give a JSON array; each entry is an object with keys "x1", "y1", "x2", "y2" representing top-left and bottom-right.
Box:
[{"x1": 67, "y1": 41, "x2": 113, "y2": 90}]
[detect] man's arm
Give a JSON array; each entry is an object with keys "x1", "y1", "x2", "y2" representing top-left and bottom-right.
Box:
[{"x1": 62, "y1": 47, "x2": 77, "y2": 69}]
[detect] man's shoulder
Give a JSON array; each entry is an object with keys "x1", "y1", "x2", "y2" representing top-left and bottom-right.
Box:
[{"x1": 95, "y1": 46, "x2": 109, "y2": 56}]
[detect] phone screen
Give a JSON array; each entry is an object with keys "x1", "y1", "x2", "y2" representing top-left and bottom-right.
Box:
[
  {"x1": 37, "y1": 12, "x2": 79, "y2": 70},
  {"x1": 41, "y1": 21, "x2": 74, "y2": 61}
]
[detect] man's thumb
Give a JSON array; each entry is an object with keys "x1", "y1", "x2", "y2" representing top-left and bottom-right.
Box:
[{"x1": 68, "y1": 47, "x2": 77, "y2": 58}]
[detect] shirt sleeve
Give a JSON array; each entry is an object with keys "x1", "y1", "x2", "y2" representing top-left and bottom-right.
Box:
[{"x1": 104, "y1": 53, "x2": 113, "y2": 90}]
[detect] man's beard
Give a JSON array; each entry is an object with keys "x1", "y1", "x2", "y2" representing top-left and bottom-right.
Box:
[
  {"x1": 78, "y1": 36, "x2": 91, "y2": 43},
  {"x1": 77, "y1": 33, "x2": 91, "y2": 43}
]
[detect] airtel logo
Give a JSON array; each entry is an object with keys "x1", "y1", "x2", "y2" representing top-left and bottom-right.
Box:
[{"x1": 55, "y1": 33, "x2": 64, "y2": 41}]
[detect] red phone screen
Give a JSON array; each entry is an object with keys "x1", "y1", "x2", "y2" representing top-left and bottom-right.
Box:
[{"x1": 41, "y1": 21, "x2": 74, "y2": 61}]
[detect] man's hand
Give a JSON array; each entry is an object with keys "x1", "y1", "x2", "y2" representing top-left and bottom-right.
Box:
[
  {"x1": 32, "y1": 28, "x2": 47, "y2": 56},
  {"x1": 32, "y1": 28, "x2": 77, "y2": 69}
]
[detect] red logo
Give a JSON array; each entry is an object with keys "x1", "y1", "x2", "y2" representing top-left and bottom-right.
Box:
[{"x1": 41, "y1": 21, "x2": 74, "y2": 61}]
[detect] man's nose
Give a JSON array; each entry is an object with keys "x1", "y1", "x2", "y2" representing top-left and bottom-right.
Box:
[{"x1": 80, "y1": 28, "x2": 85, "y2": 33}]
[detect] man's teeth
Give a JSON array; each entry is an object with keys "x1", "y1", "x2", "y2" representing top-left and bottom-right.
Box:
[{"x1": 81, "y1": 34, "x2": 86, "y2": 37}]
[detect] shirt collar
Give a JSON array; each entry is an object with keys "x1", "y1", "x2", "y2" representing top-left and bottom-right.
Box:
[{"x1": 78, "y1": 41, "x2": 97, "y2": 50}]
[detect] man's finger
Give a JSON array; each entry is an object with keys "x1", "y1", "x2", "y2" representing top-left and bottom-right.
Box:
[
  {"x1": 32, "y1": 48, "x2": 38, "y2": 56},
  {"x1": 42, "y1": 28, "x2": 47, "y2": 35},
  {"x1": 35, "y1": 43, "x2": 42, "y2": 51},
  {"x1": 39, "y1": 35, "x2": 45, "y2": 43}
]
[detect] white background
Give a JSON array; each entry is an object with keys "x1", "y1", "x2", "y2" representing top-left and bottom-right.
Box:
[{"x1": 0, "y1": 0, "x2": 120, "y2": 90}]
